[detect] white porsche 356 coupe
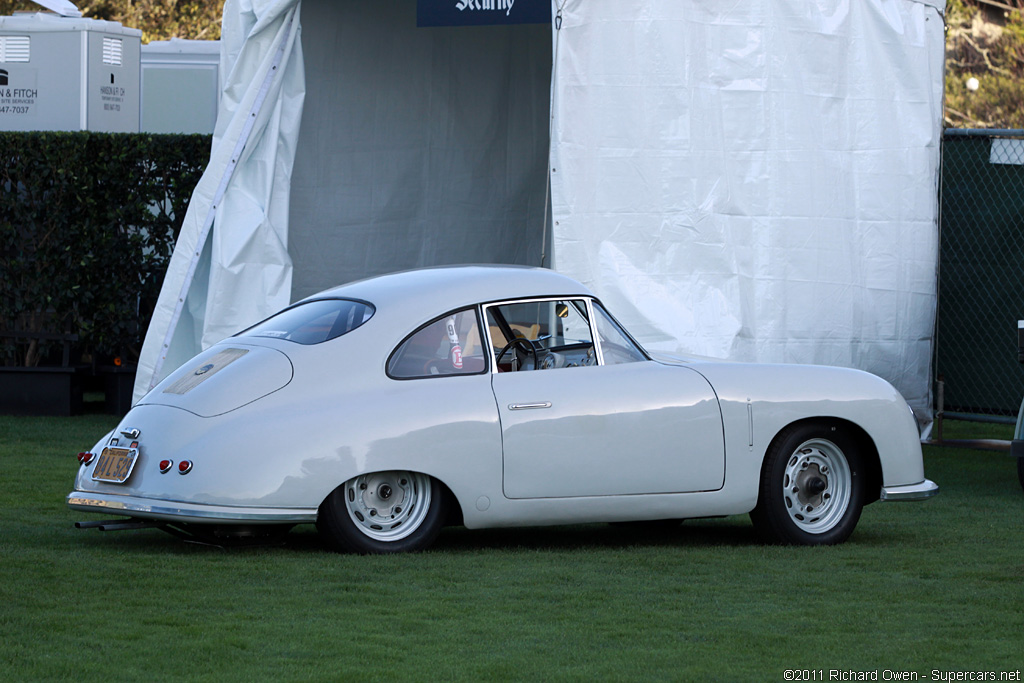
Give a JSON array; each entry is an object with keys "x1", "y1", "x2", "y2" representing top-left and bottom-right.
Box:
[{"x1": 69, "y1": 266, "x2": 937, "y2": 552}]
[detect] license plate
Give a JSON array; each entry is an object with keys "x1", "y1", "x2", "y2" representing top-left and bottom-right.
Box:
[{"x1": 91, "y1": 447, "x2": 139, "y2": 483}]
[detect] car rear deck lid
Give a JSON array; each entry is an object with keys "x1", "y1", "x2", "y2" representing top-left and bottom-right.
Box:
[{"x1": 142, "y1": 345, "x2": 292, "y2": 417}]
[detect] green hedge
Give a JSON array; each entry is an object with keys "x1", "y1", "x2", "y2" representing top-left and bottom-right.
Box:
[{"x1": 0, "y1": 132, "x2": 210, "y2": 367}]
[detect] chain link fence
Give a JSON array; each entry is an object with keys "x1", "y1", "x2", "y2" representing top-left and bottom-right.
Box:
[{"x1": 938, "y1": 129, "x2": 1024, "y2": 419}]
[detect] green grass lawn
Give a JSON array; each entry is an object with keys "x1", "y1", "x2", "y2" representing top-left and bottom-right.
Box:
[{"x1": 1, "y1": 415, "x2": 1021, "y2": 681}]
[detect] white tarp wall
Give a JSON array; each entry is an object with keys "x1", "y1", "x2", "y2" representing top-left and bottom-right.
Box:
[
  {"x1": 549, "y1": 0, "x2": 945, "y2": 425},
  {"x1": 134, "y1": 0, "x2": 305, "y2": 404}
]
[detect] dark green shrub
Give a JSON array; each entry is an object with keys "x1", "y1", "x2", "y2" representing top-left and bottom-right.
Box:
[{"x1": 0, "y1": 131, "x2": 210, "y2": 367}]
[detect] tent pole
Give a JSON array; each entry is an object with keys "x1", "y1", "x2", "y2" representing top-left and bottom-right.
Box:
[
  {"x1": 541, "y1": 1, "x2": 567, "y2": 268},
  {"x1": 148, "y1": 7, "x2": 299, "y2": 391}
]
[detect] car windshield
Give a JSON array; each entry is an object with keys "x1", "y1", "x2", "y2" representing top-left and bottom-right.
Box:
[{"x1": 238, "y1": 299, "x2": 374, "y2": 345}]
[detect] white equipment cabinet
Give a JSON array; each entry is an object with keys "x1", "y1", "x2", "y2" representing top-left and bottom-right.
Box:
[{"x1": 0, "y1": 10, "x2": 140, "y2": 133}]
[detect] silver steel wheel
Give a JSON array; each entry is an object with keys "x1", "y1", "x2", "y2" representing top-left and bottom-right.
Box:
[
  {"x1": 343, "y1": 471, "x2": 432, "y2": 542},
  {"x1": 781, "y1": 438, "x2": 852, "y2": 534}
]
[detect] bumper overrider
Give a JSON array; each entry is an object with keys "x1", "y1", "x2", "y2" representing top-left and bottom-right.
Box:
[
  {"x1": 879, "y1": 479, "x2": 939, "y2": 501},
  {"x1": 67, "y1": 491, "x2": 318, "y2": 524}
]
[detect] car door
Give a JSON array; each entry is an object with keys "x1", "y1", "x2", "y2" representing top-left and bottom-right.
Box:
[{"x1": 487, "y1": 298, "x2": 725, "y2": 499}]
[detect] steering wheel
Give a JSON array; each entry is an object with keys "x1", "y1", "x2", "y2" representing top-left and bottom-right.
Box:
[{"x1": 495, "y1": 337, "x2": 537, "y2": 371}]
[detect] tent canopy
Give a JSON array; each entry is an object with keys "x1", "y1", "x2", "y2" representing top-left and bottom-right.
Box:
[{"x1": 135, "y1": 0, "x2": 945, "y2": 429}]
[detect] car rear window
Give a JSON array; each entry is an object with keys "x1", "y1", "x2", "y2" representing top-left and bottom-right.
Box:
[{"x1": 238, "y1": 299, "x2": 374, "y2": 345}]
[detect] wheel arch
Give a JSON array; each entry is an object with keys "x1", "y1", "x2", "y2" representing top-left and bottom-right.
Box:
[
  {"x1": 435, "y1": 476, "x2": 465, "y2": 527},
  {"x1": 760, "y1": 416, "x2": 882, "y2": 506},
  {"x1": 315, "y1": 469, "x2": 466, "y2": 527}
]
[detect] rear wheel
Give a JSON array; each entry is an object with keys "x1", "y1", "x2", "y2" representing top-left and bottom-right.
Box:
[
  {"x1": 1017, "y1": 457, "x2": 1024, "y2": 492},
  {"x1": 750, "y1": 423, "x2": 865, "y2": 545},
  {"x1": 317, "y1": 471, "x2": 446, "y2": 554}
]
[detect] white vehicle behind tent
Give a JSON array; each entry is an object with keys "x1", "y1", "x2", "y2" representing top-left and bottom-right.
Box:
[{"x1": 141, "y1": 38, "x2": 220, "y2": 135}]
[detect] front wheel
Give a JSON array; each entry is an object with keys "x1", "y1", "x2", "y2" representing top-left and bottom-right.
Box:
[
  {"x1": 1017, "y1": 457, "x2": 1024, "y2": 493},
  {"x1": 317, "y1": 471, "x2": 446, "y2": 554},
  {"x1": 750, "y1": 423, "x2": 865, "y2": 545}
]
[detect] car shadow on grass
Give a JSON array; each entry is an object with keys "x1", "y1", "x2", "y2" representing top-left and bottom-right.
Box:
[
  {"x1": 63, "y1": 517, "x2": 916, "y2": 556},
  {"x1": 431, "y1": 518, "x2": 761, "y2": 552},
  {"x1": 266, "y1": 517, "x2": 763, "y2": 555},
  {"x1": 64, "y1": 511, "x2": 917, "y2": 555}
]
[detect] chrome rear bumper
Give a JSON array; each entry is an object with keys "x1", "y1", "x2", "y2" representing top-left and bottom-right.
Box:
[{"x1": 67, "y1": 491, "x2": 317, "y2": 524}]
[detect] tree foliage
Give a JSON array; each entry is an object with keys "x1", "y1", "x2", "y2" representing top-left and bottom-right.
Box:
[
  {"x1": 0, "y1": 132, "x2": 210, "y2": 367},
  {"x1": 0, "y1": 0, "x2": 224, "y2": 43},
  {"x1": 945, "y1": 0, "x2": 1024, "y2": 128}
]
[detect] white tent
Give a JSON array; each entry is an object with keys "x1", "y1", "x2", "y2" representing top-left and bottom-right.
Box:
[{"x1": 135, "y1": 0, "x2": 946, "y2": 429}]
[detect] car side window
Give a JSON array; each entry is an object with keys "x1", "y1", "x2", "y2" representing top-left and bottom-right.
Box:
[
  {"x1": 387, "y1": 307, "x2": 487, "y2": 379},
  {"x1": 485, "y1": 299, "x2": 596, "y2": 371},
  {"x1": 593, "y1": 302, "x2": 647, "y2": 365}
]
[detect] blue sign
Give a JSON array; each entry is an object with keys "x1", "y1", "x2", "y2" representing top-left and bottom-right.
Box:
[{"x1": 417, "y1": 0, "x2": 551, "y2": 27}]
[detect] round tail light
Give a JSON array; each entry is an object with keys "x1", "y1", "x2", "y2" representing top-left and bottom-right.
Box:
[
  {"x1": 159, "y1": 460, "x2": 173, "y2": 474},
  {"x1": 178, "y1": 460, "x2": 193, "y2": 475}
]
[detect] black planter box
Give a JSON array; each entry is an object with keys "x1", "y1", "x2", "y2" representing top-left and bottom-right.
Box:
[{"x1": 0, "y1": 366, "x2": 83, "y2": 417}]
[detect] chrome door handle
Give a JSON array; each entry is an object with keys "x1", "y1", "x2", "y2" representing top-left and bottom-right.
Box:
[{"x1": 508, "y1": 402, "x2": 552, "y2": 410}]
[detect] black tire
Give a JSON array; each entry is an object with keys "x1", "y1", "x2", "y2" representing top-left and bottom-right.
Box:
[
  {"x1": 750, "y1": 422, "x2": 865, "y2": 545},
  {"x1": 317, "y1": 471, "x2": 447, "y2": 554},
  {"x1": 1017, "y1": 457, "x2": 1024, "y2": 493}
]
